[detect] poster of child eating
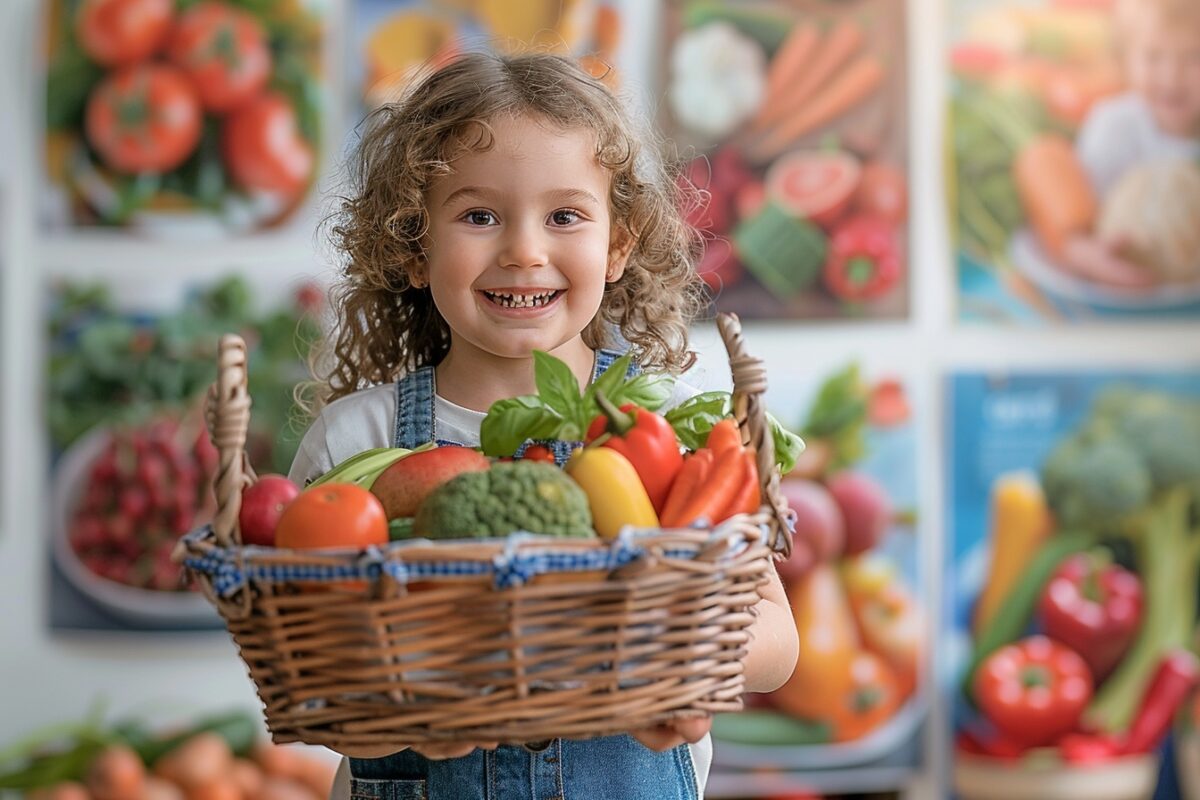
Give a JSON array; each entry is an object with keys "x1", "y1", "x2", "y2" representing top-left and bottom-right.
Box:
[{"x1": 949, "y1": 0, "x2": 1200, "y2": 322}]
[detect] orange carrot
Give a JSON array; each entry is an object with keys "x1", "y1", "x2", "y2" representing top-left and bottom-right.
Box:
[
  {"x1": 659, "y1": 449, "x2": 713, "y2": 527},
  {"x1": 749, "y1": 19, "x2": 865, "y2": 133},
  {"x1": 667, "y1": 448, "x2": 746, "y2": 528},
  {"x1": 752, "y1": 56, "x2": 885, "y2": 162},
  {"x1": 1013, "y1": 133, "x2": 1097, "y2": 261},
  {"x1": 720, "y1": 449, "x2": 761, "y2": 521},
  {"x1": 757, "y1": 22, "x2": 820, "y2": 123},
  {"x1": 705, "y1": 418, "x2": 743, "y2": 455},
  {"x1": 594, "y1": 5, "x2": 621, "y2": 56}
]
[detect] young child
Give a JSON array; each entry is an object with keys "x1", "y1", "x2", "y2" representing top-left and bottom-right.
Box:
[
  {"x1": 288, "y1": 52, "x2": 799, "y2": 800},
  {"x1": 1064, "y1": 0, "x2": 1200, "y2": 287}
]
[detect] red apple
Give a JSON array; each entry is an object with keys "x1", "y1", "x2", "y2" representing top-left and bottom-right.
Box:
[
  {"x1": 826, "y1": 471, "x2": 893, "y2": 556},
  {"x1": 370, "y1": 446, "x2": 490, "y2": 520},
  {"x1": 238, "y1": 474, "x2": 300, "y2": 546},
  {"x1": 778, "y1": 478, "x2": 845, "y2": 580}
]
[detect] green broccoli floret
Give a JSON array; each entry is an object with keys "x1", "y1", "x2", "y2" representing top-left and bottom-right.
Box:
[
  {"x1": 1114, "y1": 393, "x2": 1200, "y2": 490},
  {"x1": 1041, "y1": 433, "x2": 1152, "y2": 531},
  {"x1": 412, "y1": 461, "x2": 594, "y2": 539}
]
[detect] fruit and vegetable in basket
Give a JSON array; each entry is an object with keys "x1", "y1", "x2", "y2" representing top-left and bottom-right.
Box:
[
  {"x1": 0, "y1": 707, "x2": 336, "y2": 799},
  {"x1": 956, "y1": 385, "x2": 1200, "y2": 770}
]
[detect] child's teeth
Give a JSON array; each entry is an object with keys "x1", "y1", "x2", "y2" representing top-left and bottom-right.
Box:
[{"x1": 489, "y1": 291, "x2": 556, "y2": 308}]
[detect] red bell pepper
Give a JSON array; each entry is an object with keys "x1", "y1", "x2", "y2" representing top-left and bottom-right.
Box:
[
  {"x1": 974, "y1": 635, "x2": 1094, "y2": 746},
  {"x1": 1039, "y1": 552, "x2": 1142, "y2": 682},
  {"x1": 586, "y1": 390, "x2": 683, "y2": 513},
  {"x1": 1057, "y1": 731, "x2": 1122, "y2": 764},
  {"x1": 822, "y1": 215, "x2": 904, "y2": 302},
  {"x1": 1122, "y1": 649, "x2": 1200, "y2": 754}
]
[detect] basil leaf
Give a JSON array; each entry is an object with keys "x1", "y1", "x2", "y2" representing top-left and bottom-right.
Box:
[
  {"x1": 664, "y1": 391, "x2": 732, "y2": 450},
  {"x1": 768, "y1": 412, "x2": 806, "y2": 474},
  {"x1": 583, "y1": 353, "x2": 633, "y2": 409},
  {"x1": 609, "y1": 372, "x2": 675, "y2": 412},
  {"x1": 533, "y1": 351, "x2": 583, "y2": 420},
  {"x1": 479, "y1": 396, "x2": 564, "y2": 457}
]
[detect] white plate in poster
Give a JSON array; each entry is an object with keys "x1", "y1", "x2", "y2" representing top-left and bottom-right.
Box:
[
  {"x1": 51, "y1": 426, "x2": 217, "y2": 628},
  {"x1": 1010, "y1": 229, "x2": 1200, "y2": 310},
  {"x1": 712, "y1": 694, "x2": 927, "y2": 770}
]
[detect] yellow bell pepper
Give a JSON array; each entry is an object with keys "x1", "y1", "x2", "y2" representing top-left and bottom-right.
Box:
[
  {"x1": 565, "y1": 446, "x2": 659, "y2": 539},
  {"x1": 972, "y1": 471, "x2": 1051, "y2": 635}
]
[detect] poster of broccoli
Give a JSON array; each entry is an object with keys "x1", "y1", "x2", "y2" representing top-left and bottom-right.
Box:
[
  {"x1": 945, "y1": 372, "x2": 1200, "y2": 800},
  {"x1": 658, "y1": 0, "x2": 910, "y2": 322},
  {"x1": 948, "y1": 0, "x2": 1200, "y2": 322},
  {"x1": 45, "y1": 273, "x2": 320, "y2": 632}
]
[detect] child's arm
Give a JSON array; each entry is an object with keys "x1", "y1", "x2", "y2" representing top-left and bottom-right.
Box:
[{"x1": 742, "y1": 562, "x2": 799, "y2": 692}]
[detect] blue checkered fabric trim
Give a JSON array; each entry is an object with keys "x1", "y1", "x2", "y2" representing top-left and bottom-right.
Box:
[{"x1": 181, "y1": 526, "x2": 713, "y2": 598}]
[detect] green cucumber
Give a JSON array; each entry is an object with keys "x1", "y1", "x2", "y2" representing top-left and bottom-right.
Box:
[
  {"x1": 733, "y1": 201, "x2": 828, "y2": 298},
  {"x1": 712, "y1": 710, "x2": 832, "y2": 746}
]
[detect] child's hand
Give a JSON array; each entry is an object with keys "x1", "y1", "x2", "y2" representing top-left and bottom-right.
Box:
[
  {"x1": 1061, "y1": 234, "x2": 1157, "y2": 290},
  {"x1": 630, "y1": 715, "x2": 713, "y2": 752}
]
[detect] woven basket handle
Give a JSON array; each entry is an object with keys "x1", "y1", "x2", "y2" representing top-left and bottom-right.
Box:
[
  {"x1": 716, "y1": 313, "x2": 793, "y2": 558},
  {"x1": 206, "y1": 334, "x2": 256, "y2": 547}
]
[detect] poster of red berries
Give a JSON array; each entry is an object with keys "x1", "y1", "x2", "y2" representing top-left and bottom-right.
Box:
[
  {"x1": 42, "y1": 0, "x2": 326, "y2": 236},
  {"x1": 659, "y1": 0, "x2": 910, "y2": 321},
  {"x1": 45, "y1": 274, "x2": 321, "y2": 631}
]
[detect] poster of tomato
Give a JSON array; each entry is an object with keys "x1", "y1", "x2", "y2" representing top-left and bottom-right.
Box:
[
  {"x1": 709, "y1": 365, "x2": 926, "y2": 785},
  {"x1": 42, "y1": 0, "x2": 327, "y2": 236},
  {"x1": 945, "y1": 372, "x2": 1200, "y2": 799},
  {"x1": 948, "y1": 0, "x2": 1200, "y2": 322},
  {"x1": 45, "y1": 273, "x2": 321, "y2": 632},
  {"x1": 351, "y1": 0, "x2": 622, "y2": 117},
  {"x1": 658, "y1": 0, "x2": 909, "y2": 322}
]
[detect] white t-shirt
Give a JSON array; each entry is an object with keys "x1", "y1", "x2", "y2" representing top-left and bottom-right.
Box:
[
  {"x1": 291, "y1": 376, "x2": 713, "y2": 800},
  {"x1": 1076, "y1": 92, "x2": 1200, "y2": 196}
]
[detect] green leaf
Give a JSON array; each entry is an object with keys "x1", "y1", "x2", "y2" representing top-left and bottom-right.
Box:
[
  {"x1": 608, "y1": 372, "x2": 675, "y2": 412},
  {"x1": 664, "y1": 391, "x2": 732, "y2": 450},
  {"x1": 45, "y1": 50, "x2": 102, "y2": 130},
  {"x1": 583, "y1": 353, "x2": 633, "y2": 408},
  {"x1": 479, "y1": 396, "x2": 564, "y2": 457},
  {"x1": 768, "y1": 412, "x2": 806, "y2": 474},
  {"x1": 533, "y1": 351, "x2": 583, "y2": 421}
]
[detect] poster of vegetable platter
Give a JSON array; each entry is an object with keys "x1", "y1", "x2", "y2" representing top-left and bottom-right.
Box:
[
  {"x1": 710, "y1": 365, "x2": 927, "y2": 782},
  {"x1": 351, "y1": 0, "x2": 622, "y2": 117},
  {"x1": 945, "y1": 372, "x2": 1200, "y2": 800},
  {"x1": 948, "y1": 0, "x2": 1200, "y2": 322},
  {"x1": 45, "y1": 273, "x2": 321, "y2": 631},
  {"x1": 42, "y1": 0, "x2": 327, "y2": 236},
  {"x1": 659, "y1": 0, "x2": 910, "y2": 322}
]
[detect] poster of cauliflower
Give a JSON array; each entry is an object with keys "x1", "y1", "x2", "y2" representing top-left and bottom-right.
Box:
[
  {"x1": 660, "y1": 1, "x2": 910, "y2": 321},
  {"x1": 352, "y1": 0, "x2": 622, "y2": 115},
  {"x1": 949, "y1": 0, "x2": 1200, "y2": 322},
  {"x1": 946, "y1": 372, "x2": 1200, "y2": 799},
  {"x1": 42, "y1": 0, "x2": 326, "y2": 236},
  {"x1": 45, "y1": 274, "x2": 321, "y2": 632},
  {"x1": 708, "y1": 365, "x2": 926, "y2": 785}
]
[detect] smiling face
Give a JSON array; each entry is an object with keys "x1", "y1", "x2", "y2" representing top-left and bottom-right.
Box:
[
  {"x1": 1124, "y1": 7, "x2": 1200, "y2": 137},
  {"x1": 420, "y1": 114, "x2": 627, "y2": 369}
]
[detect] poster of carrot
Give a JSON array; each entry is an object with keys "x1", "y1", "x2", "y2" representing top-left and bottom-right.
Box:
[
  {"x1": 949, "y1": 0, "x2": 1200, "y2": 322},
  {"x1": 945, "y1": 372, "x2": 1200, "y2": 800},
  {"x1": 42, "y1": 0, "x2": 326, "y2": 236},
  {"x1": 659, "y1": 1, "x2": 909, "y2": 322},
  {"x1": 351, "y1": 0, "x2": 622, "y2": 116},
  {"x1": 45, "y1": 273, "x2": 321, "y2": 632}
]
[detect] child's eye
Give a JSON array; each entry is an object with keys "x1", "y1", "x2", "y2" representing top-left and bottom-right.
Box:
[
  {"x1": 549, "y1": 209, "x2": 581, "y2": 226},
  {"x1": 463, "y1": 209, "x2": 497, "y2": 226}
]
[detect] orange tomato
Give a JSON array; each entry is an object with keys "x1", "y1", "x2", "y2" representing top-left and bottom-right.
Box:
[
  {"x1": 76, "y1": 0, "x2": 173, "y2": 67},
  {"x1": 830, "y1": 651, "x2": 903, "y2": 742},
  {"x1": 275, "y1": 483, "x2": 388, "y2": 551}
]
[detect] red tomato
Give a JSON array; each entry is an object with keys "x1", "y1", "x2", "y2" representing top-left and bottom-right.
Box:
[
  {"x1": 274, "y1": 483, "x2": 388, "y2": 551},
  {"x1": 85, "y1": 64, "x2": 203, "y2": 174},
  {"x1": 854, "y1": 162, "x2": 908, "y2": 225},
  {"x1": 221, "y1": 93, "x2": 314, "y2": 196},
  {"x1": 76, "y1": 0, "x2": 173, "y2": 67},
  {"x1": 168, "y1": 1, "x2": 272, "y2": 114},
  {"x1": 830, "y1": 651, "x2": 904, "y2": 742}
]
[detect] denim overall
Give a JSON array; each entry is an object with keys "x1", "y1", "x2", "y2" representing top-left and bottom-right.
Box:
[{"x1": 347, "y1": 350, "x2": 700, "y2": 800}]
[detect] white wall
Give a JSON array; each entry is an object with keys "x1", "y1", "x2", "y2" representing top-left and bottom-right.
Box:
[{"x1": 3, "y1": 1, "x2": 1197, "y2": 792}]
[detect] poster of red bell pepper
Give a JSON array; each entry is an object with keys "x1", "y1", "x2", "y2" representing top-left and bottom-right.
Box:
[
  {"x1": 946, "y1": 371, "x2": 1200, "y2": 799},
  {"x1": 658, "y1": 0, "x2": 909, "y2": 322},
  {"x1": 41, "y1": 0, "x2": 327, "y2": 236}
]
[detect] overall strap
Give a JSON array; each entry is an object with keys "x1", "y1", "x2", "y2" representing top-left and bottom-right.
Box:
[
  {"x1": 594, "y1": 347, "x2": 641, "y2": 379},
  {"x1": 393, "y1": 366, "x2": 436, "y2": 449}
]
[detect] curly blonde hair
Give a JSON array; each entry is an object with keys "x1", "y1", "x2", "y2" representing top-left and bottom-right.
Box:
[{"x1": 304, "y1": 51, "x2": 707, "y2": 414}]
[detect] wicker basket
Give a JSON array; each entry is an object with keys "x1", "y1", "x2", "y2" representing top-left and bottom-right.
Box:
[{"x1": 178, "y1": 312, "x2": 793, "y2": 749}]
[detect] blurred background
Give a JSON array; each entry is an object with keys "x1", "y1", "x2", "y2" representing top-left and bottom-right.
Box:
[{"x1": 2, "y1": 0, "x2": 1199, "y2": 798}]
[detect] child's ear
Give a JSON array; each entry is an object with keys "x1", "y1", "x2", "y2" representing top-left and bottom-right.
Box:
[{"x1": 607, "y1": 228, "x2": 634, "y2": 283}]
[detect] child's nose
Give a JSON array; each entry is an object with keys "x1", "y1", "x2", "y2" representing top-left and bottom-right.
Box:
[{"x1": 499, "y1": 219, "x2": 549, "y2": 269}]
